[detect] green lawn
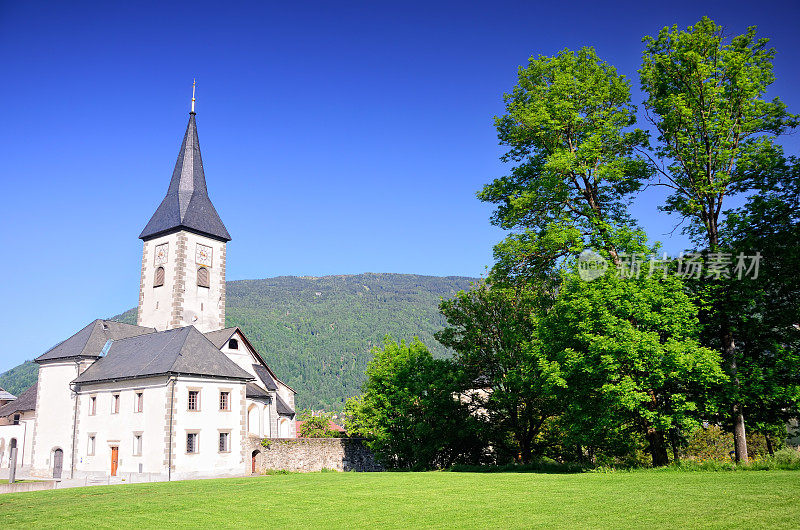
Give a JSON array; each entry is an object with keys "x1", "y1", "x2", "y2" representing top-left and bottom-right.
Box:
[{"x1": 0, "y1": 471, "x2": 798, "y2": 528}]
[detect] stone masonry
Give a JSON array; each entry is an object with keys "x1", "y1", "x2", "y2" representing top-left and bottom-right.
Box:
[{"x1": 246, "y1": 436, "x2": 382, "y2": 473}]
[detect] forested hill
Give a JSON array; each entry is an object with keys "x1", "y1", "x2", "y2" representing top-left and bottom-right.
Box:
[{"x1": 0, "y1": 273, "x2": 477, "y2": 410}]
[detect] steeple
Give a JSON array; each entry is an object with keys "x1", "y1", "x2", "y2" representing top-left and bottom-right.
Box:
[{"x1": 139, "y1": 97, "x2": 231, "y2": 242}]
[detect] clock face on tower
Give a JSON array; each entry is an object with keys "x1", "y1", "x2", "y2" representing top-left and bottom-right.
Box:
[
  {"x1": 195, "y1": 244, "x2": 213, "y2": 267},
  {"x1": 154, "y1": 243, "x2": 169, "y2": 266}
]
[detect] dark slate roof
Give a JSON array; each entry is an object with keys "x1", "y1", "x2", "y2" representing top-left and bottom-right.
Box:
[
  {"x1": 35, "y1": 320, "x2": 156, "y2": 363},
  {"x1": 246, "y1": 382, "x2": 270, "y2": 399},
  {"x1": 204, "y1": 327, "x2": 237, "y2": 349},
  {"x1": 253, "y1": 364, "x2": 278, "y2": 391},
  {"x1": 139, "y1": 113, "x2": 231, "y2": 242},
  {"x1": 275, "y1": 393, "x2": 294, "y2": 416},
  {"x1": 73, "y1": 326, "x2": 253, "y2": 384},
  {"x1": 0, "y1": 383, "x2": 37, "y2": 417}
]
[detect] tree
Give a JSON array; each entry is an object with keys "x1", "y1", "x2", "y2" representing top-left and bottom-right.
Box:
[
  {"x1": 639, "y1": 16, "x2": 798, "y2": 461},
  {"x1": 436, "y1": 283, "x2": 565, "y2": 464},
  {"x1": 296, "y1": 410, "x2": 344, "y2": 438},
  {"x1": 715, "y1": 157, "x2": 800, "y2": 453},
  {"x1": 344, "y1": 338, "x2": 486, "y2": 469},
  {"x1": 479, "y1": 47, "x2": 650, "y2": 282},
  {"x1": 540, "y1": 270, "x2": 725, "y2": 466}
]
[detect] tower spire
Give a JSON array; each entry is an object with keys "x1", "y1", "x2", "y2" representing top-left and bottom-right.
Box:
[{"x1": 191, "y1": 79, "x2": 196, "y2": 114}]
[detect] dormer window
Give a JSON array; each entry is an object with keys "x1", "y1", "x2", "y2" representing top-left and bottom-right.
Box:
[
  {"x1": 197, "y1": 267, "x2": 210, "y2": 288},
  {"x1": 228, "y1": 339, "x2": 238, "y2": 350},
  {"x1": 154, "y1": 266, "x2": 165, "y2": 287}
]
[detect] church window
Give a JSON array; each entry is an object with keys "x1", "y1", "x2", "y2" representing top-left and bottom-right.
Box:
[
  {"x1": 112, "y1": 394, "x2": 120, "y2": 414},
  {"x1": 186, "y1": 433, "x2": 198, "y2": 454},
  {"x1": 89, "y1": 396, "x2": 97, "y2": 415},
  {"x1": 88, "y1": 435, "x2": 95, "y2": 456},
  {"x1": 135, "y1": 392, "x2": 144, "y2": 413},
  {"x1": 218, "y1": 432, "x2": 230, "y2": 453},
  {"x1": 188, "y1": 390, "x2": 200, "y2": 411},
  {"x1": 12, "y1": 414, "x2": 20, "y2": 425},
  {"x1": 219, "y1": 391, "x2": 230, "y2": 411},
  {"x1": 197, "y1": 266, "x2": 210, "y2": 288},
  {"x1": 133, "y1": 434, "x2": 142, "y2": 456},
  {"x1": 228, "y1": 339, "x2": 238, "y2": 350},
  {"x1": 154, "y1": 266, "x2": 165, "y2": 287}
]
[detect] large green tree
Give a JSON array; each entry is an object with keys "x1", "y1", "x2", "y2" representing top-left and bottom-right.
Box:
[
  {"x1": 715, "y1": 157, "x2": 800, "y2": 452},
  {"x1": 436, "y1": 283, "x2": 564, "y2": 464},
  {"x1": 479, "y1": 47, "x2": 650, "y2": 282},
  {"x1": 639, "y1": 17, "x2": 798, "y2": 461},
  {"x1": 344, "y1": 338, "x2": 486, "y2": 469},
  {"x1": 541, "y1": 270, "x2": 725, "y2": 466}
]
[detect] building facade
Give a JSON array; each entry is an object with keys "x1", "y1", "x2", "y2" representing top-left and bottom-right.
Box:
[{"x1": 0, "y1": 104, "x2": 296, "y2": 481}]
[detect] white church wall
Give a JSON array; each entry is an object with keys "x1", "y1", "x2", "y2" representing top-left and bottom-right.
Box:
[
  {"x1": 75, "y1": 376, "x2": 169, "y2": 477},
  {"x1": 30, "y1": 360, "x2": 83, "y2": 478},
  {"x1": 0, "y1": 418, "x2": 34, "y2": 473},
  {"x1": 220, "y1": 330, "x2": 260, "y2": 379},
  {"x1": 170, "y1": 377, "x2": 246, "y2": 477}
]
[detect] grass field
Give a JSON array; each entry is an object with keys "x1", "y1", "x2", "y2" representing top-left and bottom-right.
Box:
[{"x1": 1, "y1": 471, "x2": 798, "y2": 528}]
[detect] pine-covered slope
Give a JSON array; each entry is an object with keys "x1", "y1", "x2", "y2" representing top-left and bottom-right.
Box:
[{"x1": 1, "y1": 274, "x2": 476, "y2": 410}]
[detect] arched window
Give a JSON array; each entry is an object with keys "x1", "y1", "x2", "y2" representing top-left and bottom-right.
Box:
[
  {"x1": 154, "y1": 266, "x2": 165, "y2": 287},
  {"x1": 228, "y1": 339, "x2": 238, "y2": 350},
  {"x1": 197, "y1": 267, "x2": 210, "y2": 288}
]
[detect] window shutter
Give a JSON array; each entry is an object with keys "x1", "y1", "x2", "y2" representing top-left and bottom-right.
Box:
[
  {"x1": 154, "y1": 266, "x2": 165, "y2": 287},
  {"x1": 197, "y1": 267, "x2": 210, "y2": 288}
]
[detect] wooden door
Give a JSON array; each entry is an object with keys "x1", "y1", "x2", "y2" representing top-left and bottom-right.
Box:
[
  {"x1": 110, "y1": 446, "x2": 119, "y2": 476},
  {"x1": 52, "y1": 449, "x2": 63, "y2": 479},
  {"x1": 251, "y1": 450, "x2": 259, "y2": 473}
]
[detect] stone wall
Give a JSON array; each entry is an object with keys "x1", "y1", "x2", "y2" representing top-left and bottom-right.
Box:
[{"x1": 246, "y1": 436, "x2": 382, "y2": 472}]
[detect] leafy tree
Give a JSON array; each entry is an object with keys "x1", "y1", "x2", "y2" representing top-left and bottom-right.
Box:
[
  {"x1": 715, "y1": 157, "x2": 800, "y2": 454},
  {"x1": 344, "y1": 338, "x2": 486, "y2": 469},
  {"x1": 296, "y1": 410, "x2": 344, "y2": 438},
  {"x1": 540, "y1": 270, "x2": 725, "y2": 466},
  {"x1": 639, "y1": 16, "x2": 798, "y2": 461},
  {"x1": 436, "y1": 283, "x2": 564, "y2": 464},
  {"x1": 479, "y1": 47, "x2": 650, "y2": 282}
]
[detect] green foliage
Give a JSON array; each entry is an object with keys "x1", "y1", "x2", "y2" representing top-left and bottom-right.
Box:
[
  {"x1": 712, "y1": 157, "x2": 800, "y2": 442},
  {"x1": 436, "y1": 282, "x2": 564, "y2": 464},
  {"x1": 479, "y1": 46, "x2": 650, "y2": 281},
  {"x1": 540, "y1": 270, "x2": 725, "y2": 465},
  {"x1": 344, "y1": 337, "x2": 486, "y2": 469},
  {"x1": 0, "y1": 361, "x2": 38, "y2": 397},
  {"x1": 640, "y1": 16, "x2": 797, "y2": 246},
  {"x1": 297, "y1": 410, "x2": 343, "y2": 438}
]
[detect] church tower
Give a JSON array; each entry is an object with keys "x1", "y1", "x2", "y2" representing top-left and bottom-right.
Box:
[{"x1": 137, "y1": 92, "x2": 231, "y2": 332}]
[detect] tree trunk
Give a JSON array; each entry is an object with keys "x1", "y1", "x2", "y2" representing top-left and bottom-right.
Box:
[
  {"x1": 722, "y1": 325, "x2": 749, "y2": 463},
  {"x1": 766, "y1": 434, "x2": 774, "y2": 457},
  {"x1": 669, "y1": 428, "x2": 681, "y2": 464},
  {"x1": 647, "y1": 429, "x2": 670, "y2": 467}
]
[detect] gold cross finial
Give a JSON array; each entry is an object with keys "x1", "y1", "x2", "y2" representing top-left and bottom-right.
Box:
[{"x1": 191, "y1": 79, "x2": 196, "y2": 113}]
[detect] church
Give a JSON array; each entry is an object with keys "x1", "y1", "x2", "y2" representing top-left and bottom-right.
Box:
[{"x1": 0, "y1": 95, "x2": 297, "y2": 481}]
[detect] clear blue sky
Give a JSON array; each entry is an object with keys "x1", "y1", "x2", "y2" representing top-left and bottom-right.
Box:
[{"x1": 1, "y1": 1, "x2": 798, "y2": 369}]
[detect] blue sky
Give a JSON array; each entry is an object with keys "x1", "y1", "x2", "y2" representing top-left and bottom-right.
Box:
[{"x1": 0, "y1": 1, "x2": 798, "y2": 369}]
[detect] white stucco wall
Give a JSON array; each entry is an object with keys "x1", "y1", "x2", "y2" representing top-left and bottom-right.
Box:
[
  {"x1": 0, "y1": 413, "x2": 34, "y2": 472},
  {"x1": 170, "y1": 377, "x2": 246, "y2": 477},
  {"x1": 218, "y1": 330, "x2": 296, "y2": 439},
  {"x1": 30, "y1": 360, "x2": 85, "y2": 477},
  {"x1": 138, "y1": 230, "x2": 226, "y2": 333},
  {"x1": 75, "y1": 376, "x2": 169, "y2": 476}
]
